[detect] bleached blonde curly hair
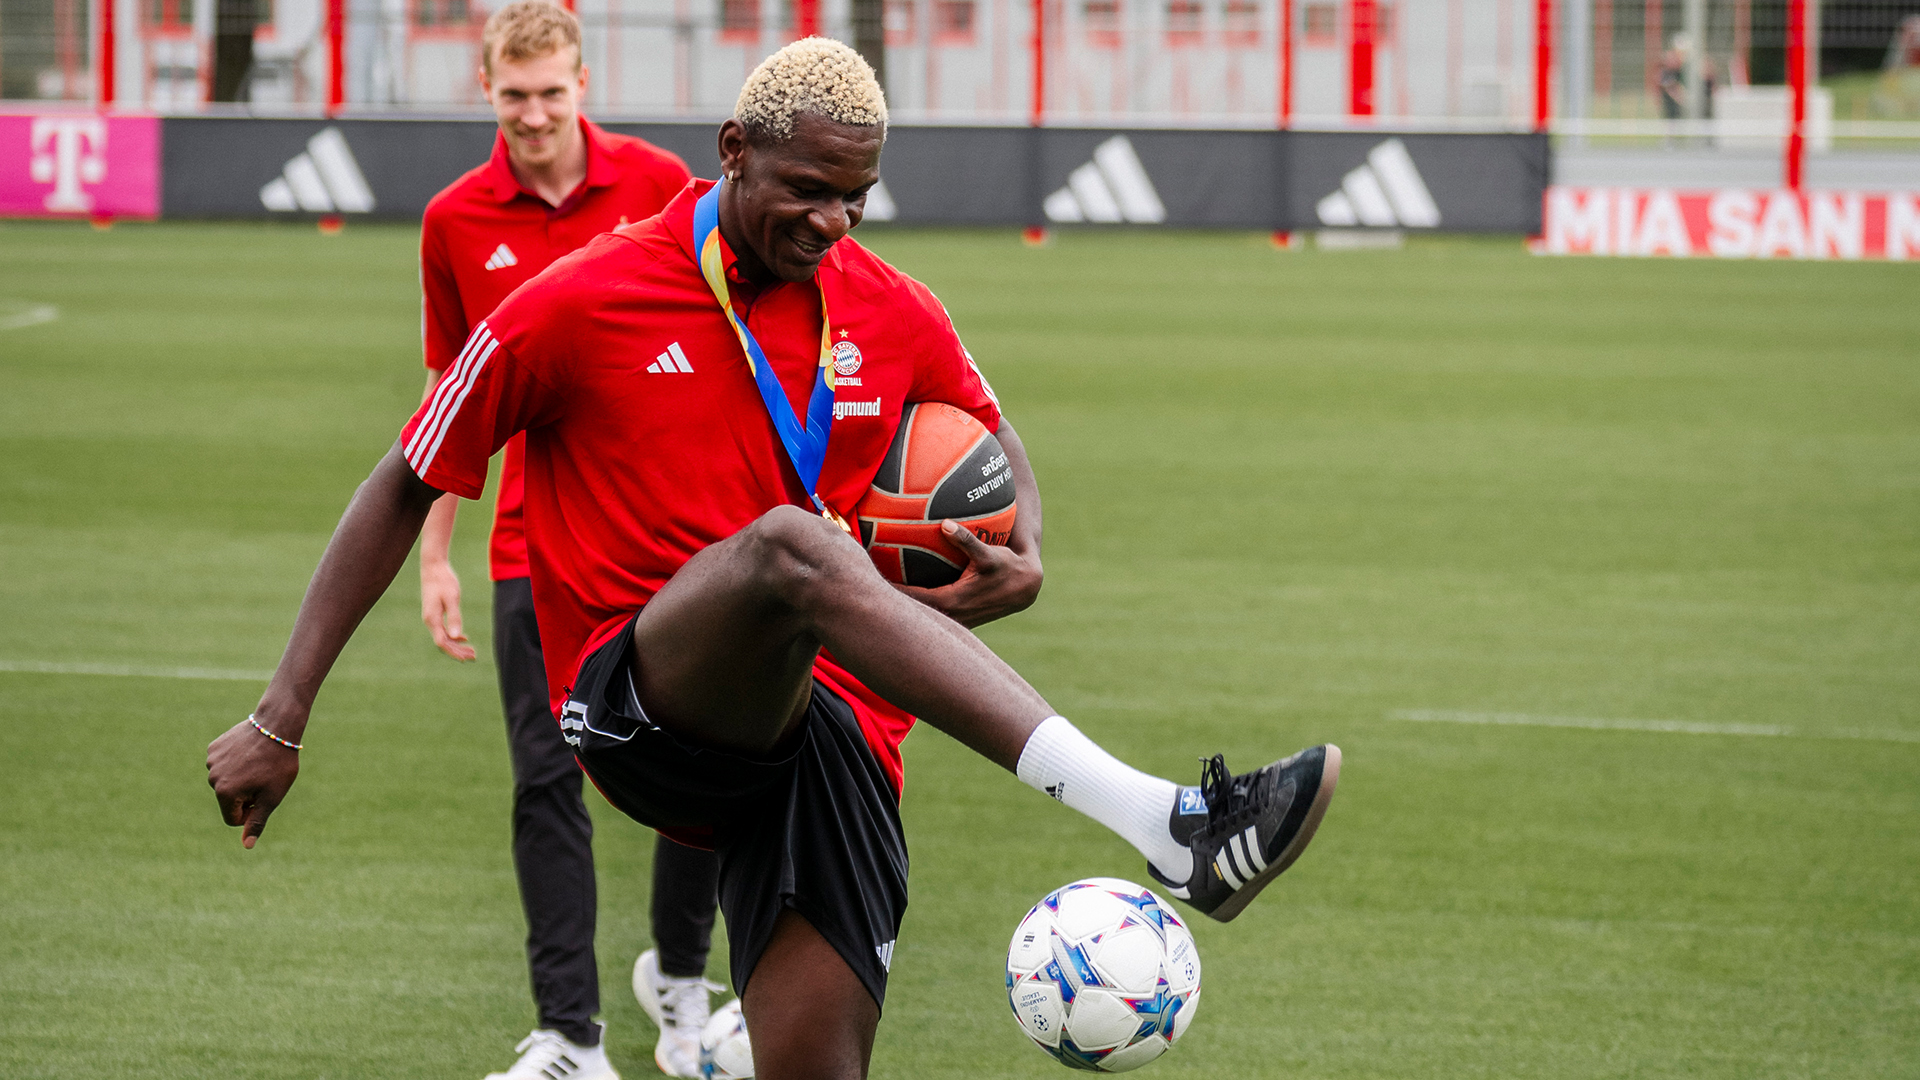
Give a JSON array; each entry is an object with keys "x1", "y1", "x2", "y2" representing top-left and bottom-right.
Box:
[{"x1": 734, "y1": 37, "x2": 888, "y2": 143}]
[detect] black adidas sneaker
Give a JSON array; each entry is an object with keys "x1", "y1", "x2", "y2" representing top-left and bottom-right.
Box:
[{"x1": 1148, "y1": 744, "x2": 1342, "y2": 922}]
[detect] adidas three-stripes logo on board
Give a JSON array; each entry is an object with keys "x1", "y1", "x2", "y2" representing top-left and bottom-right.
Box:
[
  {"x1": 1043, "y1": 136, "x2": 1167, "y2": 225},
  {"x1": 259, "y1": 127, "x2": 376, "y2": 214},
  {"x1": 1315, "y1": 138, "x2": 1441, "y2": 229},
  {"x1": 647, "y1": 342, "x2": 694, "y2": 374}
]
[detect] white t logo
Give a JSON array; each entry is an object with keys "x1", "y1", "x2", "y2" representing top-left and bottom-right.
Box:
[{"x1": 30, "y1": 118, "x2": 108, "y2": 213}]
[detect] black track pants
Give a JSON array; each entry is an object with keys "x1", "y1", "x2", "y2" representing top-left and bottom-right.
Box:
[
  {"x1": 495, "y1": 578, "x2": 724, "y2": 1038},
  {"x1": 652, "y1": 834, "x2": 721, "y2": 978},
  {"x1": 496, "y1": 577, "x2": 601, "y2": 1047}
]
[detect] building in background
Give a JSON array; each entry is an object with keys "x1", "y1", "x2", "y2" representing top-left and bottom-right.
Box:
[{"x1": 2, "y1": 0, "x2": 1917, "y2": 136}]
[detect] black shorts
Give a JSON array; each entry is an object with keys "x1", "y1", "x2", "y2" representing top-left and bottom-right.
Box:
[{"x1": 561, "y1": 616, "x2": 908, "y2": 1009}]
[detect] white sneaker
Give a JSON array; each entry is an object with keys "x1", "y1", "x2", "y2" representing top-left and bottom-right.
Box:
[
  {"x1": 483, "y1": 1029, "x2": 619, "y2": 1080},
  {"x1": 633, "y1": 949, "x2": 725, "y2": 1078}
]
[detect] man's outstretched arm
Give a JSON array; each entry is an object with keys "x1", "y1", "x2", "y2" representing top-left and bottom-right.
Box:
[
  {"x1": 206, "y1": 441, "x2": 445, "y2": 847},
  {"x1": 417, "y1": 367, "x2": 476, "y2": 661}
]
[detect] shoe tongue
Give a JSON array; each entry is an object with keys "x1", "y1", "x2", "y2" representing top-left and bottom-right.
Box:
[
  {"x1": 1207, "y1": 770, "x2": 1259, "y2": 827},
  {"x1": 668, "y1": 981, "x2": 713, "y2": 1024},
  {"x1": 1232, "y1": 770, "x2": 1257, "y2": 805}
]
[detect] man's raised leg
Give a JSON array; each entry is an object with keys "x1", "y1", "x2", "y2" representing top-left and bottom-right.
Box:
[
  {"x1": 628, "y1": 504, "x2": 1050, "y2": 766},
  {"x1": 629, "y1": 505, "x2": 1337, "y2": 919},
  {"x1": 615, "y1": 505, "x2": 1338, "y2": 1078}
]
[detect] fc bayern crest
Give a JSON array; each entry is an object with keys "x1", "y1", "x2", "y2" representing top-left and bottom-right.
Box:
[{"x1": 831, "y1": 340, "x2": 863, "y2": 377}]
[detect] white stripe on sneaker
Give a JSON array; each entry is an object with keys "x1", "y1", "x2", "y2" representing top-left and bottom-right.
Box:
[
  {"x1": 1241, "y1": 825, "x2": 1268, "y2": 871},
  {"x1": 1234, "y1": 831, "x2": 1257, "y2": 875},
  {"x1": 1215, "y1": 851, "x2": 1244, "y2": 889},
  {"x1": 1222, "y1": 835, "x2": 1247, "y2": 883},
  {"x1": 1227, "y1": 833, "x2": 1251, "y2": 880}
]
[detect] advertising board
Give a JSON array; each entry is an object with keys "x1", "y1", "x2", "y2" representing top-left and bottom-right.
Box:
[
  {"x1": 0, "y1": 111, "x2": 160, "y2": 219},
  {"x1": 1539, "y1": 187, "x2": 1920, "y2": 260}
]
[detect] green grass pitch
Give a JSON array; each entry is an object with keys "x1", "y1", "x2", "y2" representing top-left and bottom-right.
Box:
[{"x1": 1, "y1": 219, "x2": 1916, "y2": 1079}]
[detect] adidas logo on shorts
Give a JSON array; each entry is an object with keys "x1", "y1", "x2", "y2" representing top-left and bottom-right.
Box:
[{"x1": 558, "y1": 700, "x2": 588, "y2": 747}]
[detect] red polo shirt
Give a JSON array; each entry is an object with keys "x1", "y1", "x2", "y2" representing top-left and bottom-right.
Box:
[
  {"x1": 420, "y1": 117, "x2": 691, "y2": 581},
  {"x1": 399, "y1": 178, "x2": 1002, "y2": 793}
]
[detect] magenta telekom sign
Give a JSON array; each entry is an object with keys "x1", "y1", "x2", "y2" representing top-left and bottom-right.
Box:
[{"x1": 0, "y1": 112, "x2": 160, "y2": 219}]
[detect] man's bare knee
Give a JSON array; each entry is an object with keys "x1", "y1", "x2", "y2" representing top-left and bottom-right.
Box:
[
  {"x1": 743, "y1": 910, "x2": 877, "y2": 1080},
  {"x1": 744, "y1": 505, "x2": 874, "y2": 612}
]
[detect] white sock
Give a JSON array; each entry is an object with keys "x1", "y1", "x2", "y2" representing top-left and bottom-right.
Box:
[{"x1": 1016, "y1": 716, "x2": 1189, "y2": 883}]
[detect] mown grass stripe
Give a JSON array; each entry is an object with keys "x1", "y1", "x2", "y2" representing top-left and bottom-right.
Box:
[
  {"x1": 1390, "y1": 708, "x2": 1920, "y2": 745},
  {"x1": 0, "y1": 659, "x2": 275, "y2": 681}
]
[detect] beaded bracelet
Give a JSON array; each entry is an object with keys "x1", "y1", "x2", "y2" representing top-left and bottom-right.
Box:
[{"x1": 247, "y1": 714, "x2": 303, "y2": 751}]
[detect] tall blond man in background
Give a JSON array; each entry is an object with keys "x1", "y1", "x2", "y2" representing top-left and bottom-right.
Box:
[{"x1": 414, "y1": 4, "x2": 723, "y2": 1077}]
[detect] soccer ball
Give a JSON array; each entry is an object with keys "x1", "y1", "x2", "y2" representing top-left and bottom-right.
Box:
[
  {"x1": 698, "y1": 998, "x2": 753, "y2": 1079},
  {"x1": 1006, "y1": 877, "x2": 1202, "y2": 1072}
]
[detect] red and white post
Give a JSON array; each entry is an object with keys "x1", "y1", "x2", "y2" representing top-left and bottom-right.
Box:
[
  {"x1": 1348, "y1": 0, "x2": 1376, "y2": 116},
  {"x1": 327, "y1": 0, "x2": 346, "y2": 117},
  {"x1": 1273, "y1": 0, "x2": 1296, "y2": 248},
  {"x1": 94, "y1": 0, "x2": 115, "y2": 109},
  {"x1": 1784, "y1": 0, "x2": 1807, "y2": 191},
  {"x1": 1534, "y1": 0, "x2": 1553, "y2": 131},
  {"x1": 1029, "y1": 0, "x2": 1046, "y2": 127},
  {"x1": 1025, "y1": 0, "x2": 1048, "y2": 244},
  {"x1": 1278, "y1": 0, "x2": 1294, "y2": 127}
]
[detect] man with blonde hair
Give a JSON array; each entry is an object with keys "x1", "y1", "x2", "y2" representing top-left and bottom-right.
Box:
[
  {"x1": 414, "y1": 3, "x2": 717, "y2": 1077},
  {"x1": 211, "y1": 36, "x2": 1339, "y2": 1079}
]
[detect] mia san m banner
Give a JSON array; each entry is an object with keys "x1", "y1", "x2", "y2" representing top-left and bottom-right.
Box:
[{"x1": 1538, "y1": 188, "x2": 1920, "y2": 261}]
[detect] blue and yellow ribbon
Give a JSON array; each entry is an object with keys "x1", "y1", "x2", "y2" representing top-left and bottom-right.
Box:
[{"x1": 692, "y1": 179, "x2": 845, "y2": 527}]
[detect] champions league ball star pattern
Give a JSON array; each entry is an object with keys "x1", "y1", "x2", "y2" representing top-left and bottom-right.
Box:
[
  {"x1": 698, "y1": 998, "x2": 754, "y2": 1079},
  {"x1": 1006, "y1": 878, "x2": 1201, "y2": 1072}
]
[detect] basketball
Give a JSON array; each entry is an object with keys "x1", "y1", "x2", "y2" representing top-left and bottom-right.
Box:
[{"x1": 856, "y1": 402, "x2": 1018, "y2": 588}]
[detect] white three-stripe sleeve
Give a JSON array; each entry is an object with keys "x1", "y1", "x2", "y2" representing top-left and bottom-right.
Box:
[
  {"x1": 415, "y1": 337, "x2": 499, "y2": 474},
  {"x1": 406, "y1": 323, "x2": 488, "y2": 462},
  {"x1": 405, "y1": 322, "x2": 498, "y2": 477}
]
